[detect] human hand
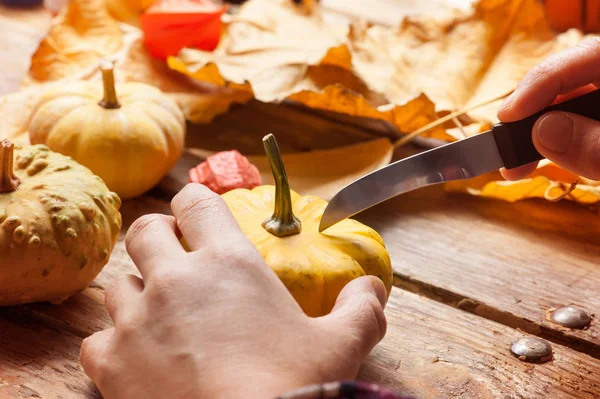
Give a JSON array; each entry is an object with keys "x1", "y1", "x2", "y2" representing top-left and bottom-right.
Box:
[
  {"x1": 498, "y1": 37, "x2": 600, "y2": 181},
  {"x1": 79, "y1": 184, "x2": 388, "y2": 399}
]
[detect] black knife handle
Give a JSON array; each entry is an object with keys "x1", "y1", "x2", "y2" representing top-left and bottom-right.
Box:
[{"x1": 491, "y1": 88, "x2": 600, "y2": 169}]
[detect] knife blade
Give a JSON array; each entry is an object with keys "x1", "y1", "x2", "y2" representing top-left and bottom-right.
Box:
[{"x1": 319, "y1": 88, "x2": 600, "y2": 232}]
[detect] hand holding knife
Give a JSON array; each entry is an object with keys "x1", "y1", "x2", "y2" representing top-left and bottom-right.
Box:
[{"x1": 319, "y1": 88, "x2": 600, "y2": 232}]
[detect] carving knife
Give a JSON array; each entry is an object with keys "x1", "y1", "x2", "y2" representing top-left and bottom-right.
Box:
[{"x1": 319, "y1": 89, "x2": 600, "y2": 232}]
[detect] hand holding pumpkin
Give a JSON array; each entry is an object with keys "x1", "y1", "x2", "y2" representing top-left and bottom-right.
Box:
[{"x1": 80, "y1": 183, "x2": 388, "y2": 399}]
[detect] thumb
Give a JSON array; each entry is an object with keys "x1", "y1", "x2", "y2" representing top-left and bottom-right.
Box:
[
  {"x1": 533, "y1": 111, "x2": 600, "y2": 180},
  {"x1": 320, "y1": 276, "x2": 388, "y2": 363}
]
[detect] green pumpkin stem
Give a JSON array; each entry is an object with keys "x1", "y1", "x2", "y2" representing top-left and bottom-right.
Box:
[
  {"x1": 0, "y1": 140, "x2": 20, "y2": 193},
  {"x1": 99, "y1": 60, "x2": 121, "y2": 109},
  {"x1": 261, "y1": 134, "x2": 301, "y2": 237}
]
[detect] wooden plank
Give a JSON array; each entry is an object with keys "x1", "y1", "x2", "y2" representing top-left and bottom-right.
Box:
[
  {"x1": 359, "y1": 288, "x2": 600, "y2": 398},
  {"x1": 0, "y1": 307, "x2": 99, "y2": 399},
  {"x1": 1, "y1": 196, "x2": 596, "y2": 398},
  {"x1": 353, "y1": 179, "x2": 600, "y2": 357}
]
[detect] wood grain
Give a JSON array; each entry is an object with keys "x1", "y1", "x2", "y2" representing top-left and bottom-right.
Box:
[
  {"x1": 360, "y1": 288, "x2": 600, "y2": 399},
  {"x1": 354, "y1": 179, "x2": 600, "y2": 358},
  {"x1": 0, "y1": 307, "x2": 99, "y2": 399},
  {"x1": 3, "y1": 195, "x2": 596, "y2": 398}
]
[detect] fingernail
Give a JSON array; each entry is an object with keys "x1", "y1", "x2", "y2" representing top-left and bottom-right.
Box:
[
  {"x1": 371, "y1": 278, "x2": 387, "y2": 307},
  {"x1": 535, "y1": 112, "x2": 573, "y2": 154}
]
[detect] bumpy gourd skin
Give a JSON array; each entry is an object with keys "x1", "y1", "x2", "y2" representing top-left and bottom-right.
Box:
[
  {"x1": 0, "y1": 144, "x2": 121, "y2": 306},
  {"x1": 28, "y1": 78, "x2": 185, "y2": 200},
  {"x1": 223, "y1": 185, "x2": 393, "y2": 317}
]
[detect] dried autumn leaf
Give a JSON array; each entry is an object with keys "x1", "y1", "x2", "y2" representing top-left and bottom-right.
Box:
[
  {"x1": 463, "y1": 0, "x2": 590, "y2": 123},
  {"x1": 24, "y1": 0, "x2": 123, "y2": 84},
  {"x1": 14, "y1": 0, "x2": 249, "y2": 126},
  {"x1": 106, "y1": 0, "x2": 157, "y2": 27},
  {"x1": 168, "y1": 0, "x2": 351, "y2": 101},
  {"x1": 113, "y1": 26, "x2": 252, "y2": 122},
  {"x1": 445, "y1": 160, "x2": 600, "y2": 205},
  {"x1": 188, "y1": 138, "x2": 394, "y2": 200},
  {"x1": 167, "y1": 0, "x2": 453, "y2": 139}
]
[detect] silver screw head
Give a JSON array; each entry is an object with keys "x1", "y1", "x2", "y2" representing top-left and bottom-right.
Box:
[
  {"x1": 550, "y1": 306, "x2": 591, "y2": 329},
  {"x1": 510, "y1": 337, "x2": 553, "y2": 363}
]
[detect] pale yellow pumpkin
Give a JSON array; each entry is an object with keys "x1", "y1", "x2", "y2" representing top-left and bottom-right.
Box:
[
  {"x1": 28, "y1": 62, "x2": 185, "y2": 200},
  {"x1": 222, "y1": 135, "x2": 392, "y2": 317},
  {"x1": 0, "y1": 140, "x2": 121, "y2": 306}
]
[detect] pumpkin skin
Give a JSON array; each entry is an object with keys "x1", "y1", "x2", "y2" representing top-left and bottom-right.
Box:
[
  {"x1": 28, "y1": 64, "x2": 185, "y2": 200},
  {"x1": 0, "y1": 142, "x2": 122, "y2": 306},
  {"x1": 222, "y1": 185, "x2": 393, "y2": 317}
]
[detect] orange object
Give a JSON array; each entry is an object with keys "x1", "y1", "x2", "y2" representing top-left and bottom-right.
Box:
[
  {"x1": 140, "y1": 0, "x2": 226, "y2": 60},
  {"x1": 188, "y1": 150, "x2": 262, "y2": 194},
  {"x1": 544, "y1": 0, "x2": 600, "y2": 33}
]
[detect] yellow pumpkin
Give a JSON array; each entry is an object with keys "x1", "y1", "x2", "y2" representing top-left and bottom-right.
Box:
[
  {"x1": 28, "y1": 61, "x2": 185, "y2": 200},
  {"x1": 223, "y1": 135, "x2": 392, "y2": 317},
  {"x1": 0, "y1": 140, "x2": 121, "y2": 306}
]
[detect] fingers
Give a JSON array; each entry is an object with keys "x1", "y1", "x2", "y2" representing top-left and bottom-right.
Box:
[
  {"x1": 170, "y1": 183, "x2": 246, "y2": 251},
  {"x1": 80, "y1": 328, "x2": 114, "y2": 382},
  {"x1": 105, "y1": 274, "x2": 144, "y2": 323},
  {"x1": 320, "y1": 276, "x2": 387, "y2": 361},
  {"x1": 500, "y1": 162, "x2": 539, "y2": 181},
  {"x1": 532, "y1": 111, "x2": 600, "y2": 180},
  {"x1": 125, "y1": 214, "x2": 184, "y2": 278},
  {"x1": 498, "y1": 37, "x2": 600, "y2": 122}
]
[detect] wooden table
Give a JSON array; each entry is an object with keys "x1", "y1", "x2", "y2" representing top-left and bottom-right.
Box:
[{"x1": 2, "y1": 2, "x2": 600, "y2": 398}]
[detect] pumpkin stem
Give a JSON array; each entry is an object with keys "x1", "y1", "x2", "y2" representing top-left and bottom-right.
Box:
[
  {"x1": 0, "y1": 140, "x2": 20, "y2": 193},
  {"x1": 261, "y1": 134, "x2": 301, "y2": 237},
  {"x1": 99, "y1": 60, "x2": 120, "y2": 109}
]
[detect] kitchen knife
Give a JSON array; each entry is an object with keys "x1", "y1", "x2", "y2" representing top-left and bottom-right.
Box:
[{"x1": 319, "y1": 88, "x2": 600, "y2": 232}]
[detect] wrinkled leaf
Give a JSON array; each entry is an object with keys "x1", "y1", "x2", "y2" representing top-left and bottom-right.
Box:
[
  {"x1": 463, "y1": 0, "x2": 589, "y2": 123},
  {"x1": 13, "y1": 0, "x2": 249, "y2": 126},
  {"x1": 113, "y1": 26, "x2": 253, "y2": 122},
  {"x1": 24, "y1": 0, "x2": 123, "y2": 84},
  {"x1": 188, "y1": 138, "x2": 394, "y2": 200},
  {"x1": 445, "y1": 160, "x2": 600, "y2": 204},
  {"x1": 168, "y1": 0, "x2": 351, "y2": 102},
  {"x1": 167, "y1": 0, "x2": 455, "y2": 139}
]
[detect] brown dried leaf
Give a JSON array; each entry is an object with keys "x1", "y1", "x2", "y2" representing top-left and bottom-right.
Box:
[
  {"x1": 168, "y1": 0, "x2": 453, "y2": 139},
  {"x1": 464, "y1": 0, "x2": 589, "y2": 123},
  {"x1": 168, "y1": 0, "x2": 351, "y2": 102},
  {"x1": 13, "y1": 1, "x2": 249, "y2": 125},
  {"x1": 188, "y1": 138, "x2": 394, "y2": 200},
  {"x1": 113, "y1": 27, "x2": 253, "y2": 122},
  {"x1": 24, "y1": 0, "x2": 123, "y2": 84}
]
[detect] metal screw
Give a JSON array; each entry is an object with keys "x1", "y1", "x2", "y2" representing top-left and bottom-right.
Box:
[
  {"x1": 510, "y1": 337, "x2": 553, "y2": 363},
  {"x1": 549, "y1": 306, "x2": 591, "y2": 329}
]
